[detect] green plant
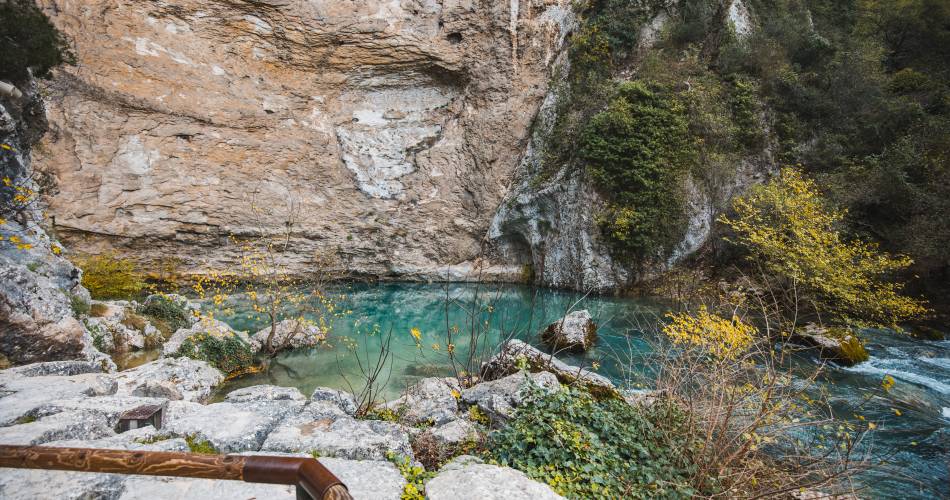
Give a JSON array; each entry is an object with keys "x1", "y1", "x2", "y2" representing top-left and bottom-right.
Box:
[
  {"x1": 75, "y1": 252, "x2": 146, "y2": 300},
  {"x1": 139, "y1": 296, "x2": 190, "y2": 335},
  {"x1": 580, "y1": 81, "x2": 695, "y2": 261},
  {"x1": 0, "y1": 0, "x2": 75, "y2": 82},
  {"x1": 365, "y1": 405, "x2": 401, "y2": 422},
  {"x1": 83, "y1": 319, "x2": 109, "y2": 352},
  {"x1": 387, "y1": 452, "x2": 435, "y2": 500},
  {"x1": 490, "y1": 384, "x2": 698, "y2": 499},
  {"x1": 185, "y1": 435, "x2": 218, "y2": 454},
  {"x1": 68, "y1": 293, "x2": 90, "y2": 317},
  {"x1": 173, "y1": 333, "x2": 255, "y2": 375},
  {"x1": 467, "y1": 405, "x2": 490, "y2": 426}
]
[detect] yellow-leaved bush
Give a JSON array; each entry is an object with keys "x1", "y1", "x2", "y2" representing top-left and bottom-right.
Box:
[
  {"x1": 719, "y1": 168, "x2": 927, "y2": 327},
  {"x1": 663, "y1": 306, "x2": 757, "y2": 359},
  {"x1": 76, "y1": 252, "x2": 145, "y2": 300}
]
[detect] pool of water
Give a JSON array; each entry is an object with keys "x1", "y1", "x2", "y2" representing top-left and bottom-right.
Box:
[{"x1": 205, "y1": 282, "x2": 947, "y2": 498}]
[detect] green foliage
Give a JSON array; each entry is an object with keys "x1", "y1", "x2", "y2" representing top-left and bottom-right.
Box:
[
  {"x1": 76, "y1": 253, "x2": 146, "y2": 300},
  {"x1": 387, "y1": 452, "x2": 435, "y2": 500},
  {"x1": 720, "y1": 168, "x2": 928, "y2": 327},
  {"x1": 365, "y1": 406, "x2": 401, "y2": 422},
  {"x1": 173, "y1": 333, "x2": 255, "y2": 375},
  {"x1": 467, "y1": 405, "x2": 490, "y2": 426},
  {"x1": 83, "y1": 319, "x2": 109, "y2": 352},
  {"x1": 837, "y1": 333, "x2": 870, "y2": 365},
  {"x1": 68, "y1": 294, "x2": 90, "y2": 317},
  {"x1": 185, "y1": 435, "x2": 218, "y2": 454},
  {"x1": 489, "y1": 383, "x2": 699, "y2": 499},
  {"x1": 139, "y1": 296, "x2": 190, "y2": 335},
  {"x1": 0, "y1": 1, "x2": 74, "y2": 82},
  {"x1": 581, "y1": 81, "x2": 695, "y2": 260}
]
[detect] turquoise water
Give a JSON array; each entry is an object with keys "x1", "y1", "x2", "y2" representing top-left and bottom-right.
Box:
[{"x1": 209, "y1": 282, "x2": 948, "y2": 499}]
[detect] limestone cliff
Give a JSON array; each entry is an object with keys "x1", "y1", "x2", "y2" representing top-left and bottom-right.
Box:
[{"x1": 34, "y1": 0, "x2": 575, "y2": 280}]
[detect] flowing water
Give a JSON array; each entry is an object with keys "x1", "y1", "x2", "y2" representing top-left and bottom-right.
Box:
[{"x1": 204, "y1": 282, "x2": 947, "y2": 499}]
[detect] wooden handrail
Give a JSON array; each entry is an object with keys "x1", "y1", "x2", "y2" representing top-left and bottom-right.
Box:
[{"x1": 0, "y1": 445, "x2": 353, "y2": 500}]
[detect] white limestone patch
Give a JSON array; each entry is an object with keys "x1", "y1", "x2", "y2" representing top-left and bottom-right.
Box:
[
  {"x1": 113, "y1": 135, "x2": 161, "y2": 175},
  {"x1": 125, "y1": 37, "x2": 194, "y2": 65},
  {"x1": 728, "y1": 0, "x2": 753, "y2": 39},
  {"x1": 335, "y1": 80, "x2": 456, "y2": 199},
  {"x1": 243, "y1": 14, "x2": 273, "y2": 34}
]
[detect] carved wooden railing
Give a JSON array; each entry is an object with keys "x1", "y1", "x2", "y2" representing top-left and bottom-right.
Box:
[{"x1": 0, "y1": 445, "x2": 353, "y2": 500}]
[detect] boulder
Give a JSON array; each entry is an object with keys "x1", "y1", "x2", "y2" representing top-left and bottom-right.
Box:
[
  {"x1": 482, "y1": 340, "x2": 616, "y2": 397},
  {"x1": 162, "y1": 318, "x2": 253, "y2": 356},
  {"x1": 31, "y1": 395, "x2": 168, "y2": 428},
  {"x1": 261, "y1": 408, "x2": 413, "y2": 460},
  {"x1": 383, "y1": 377, "x2": 461, "y2": 426},
  {"x1": 252, "y1": 319, "x2": 327, "y2": 353},
  {"x1": 0, "y1": 410, "x2": 114, "y2": 445},
  {"x1": 310, "y1": 387, "x2": 358, "y2": 416},
  {"x1": 427, "y1": 418, "x2": 481, "y2": 446},
  {"x1": 225, "y1": 385, "x2": 306, "y2": 403},
  {"x1": 0, "y1": 371, "x2": 117, "y2": 426},
  {"x1": 460, "y1": 371, "x2": 559, "y2": 425},
  {"x1": 0, "y1": 468, "x2": 126, "y2": 500},
  {"x1": 541, "y1": 310, "x2": 597, "y2": 352},
  {"x1": 118, "y1": 476, "x2": 296, "y2": 499},
  {"x1": 426, "y1": 463, "x2": 565, "y2": 500},
  {"x1": 112, "y1": 358, "x2": 223, "y2": 402},
  {"x1": 3, "y1": 360, "x2": 103, "y2": 377},
  {"x1": 789, "y1": 324, "x2": 869, "y2": 366},
  {"x1": 163, "y1": 400, "x2": 304, "y2": 453},
  {"x1": 45, "y1": 425, "x2": 190, "y2": 452}
]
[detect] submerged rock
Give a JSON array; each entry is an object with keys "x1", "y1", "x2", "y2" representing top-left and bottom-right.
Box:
[
  {"x1": 541, "y1": 309, "x2": 597, "y2": 352},
  {"x1": 426, "y1": 462, "x2": 565, "y2": 500},
  {"x1": 481, "y1": 339, "x2": 616, "y2": 396}
]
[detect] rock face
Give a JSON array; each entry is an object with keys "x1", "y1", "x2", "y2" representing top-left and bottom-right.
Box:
[
  {"x1": 541, "y1": 309, "x2": 597, "y2": 352},
  {"x1": 34, "y1": 0, "x2": 576, "y2": 281}
]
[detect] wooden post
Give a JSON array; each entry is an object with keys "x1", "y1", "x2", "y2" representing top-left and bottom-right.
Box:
[{"x1": 0, "y1": 445, "x2": 353, "y2": 500}]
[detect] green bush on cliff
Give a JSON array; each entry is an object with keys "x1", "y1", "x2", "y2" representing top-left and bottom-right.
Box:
[
  {"x1": 580, "y1": 81, "x2": 695, "y2": 261},
  {"x1": 0, "y1": 0, "x2": 74, "y2": 81},
  {"x1": 490, "y1": 383, "x2": 699, "y2": 499},
  {"x1": 139, "y1": 296, "x2": 190, "y2": 336}
]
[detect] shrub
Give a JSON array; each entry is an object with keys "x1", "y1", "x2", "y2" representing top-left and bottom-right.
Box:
[
  {"x1": 68, "y1": 293, "x2": 90, "y2": 317},
  {"x1": 139, "y1": 296, "x2": 190, "y2": 335},
  {"x1": 580, "y1": 81, "x2": 695, "y2": 261},
  {"x1": 0, "y1": 0, "x2": 74, "y2": 81},
  {"x1": 663, "y1": 306, "x2": 757, "y2": 360},
  {"x1": 89, "y1": 303, "x2": 109, "y2": 317},
  {"x1": 173, "y1": 333, "x2": 254, "y2": 375},
  {"x1": 719, "y1": 168, "x2": 928, "y2": 327},
  {"x1": 490, "y1": 383, "x2": 698, "y2": 499},
  {"x1": 185, "y1": 435, "x2": 217, "y2": 454},
  {"x1": 76, "y1": 253, "x2": 145, "y2": 300}
]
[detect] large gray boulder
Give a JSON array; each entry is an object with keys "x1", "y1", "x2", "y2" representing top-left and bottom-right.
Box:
[
  {"x1": 261, "y1": 405, "x2": 413, "y2": 460},
  {"x1": 0, "y1": 410, "x2": 114, "y2": 445},
  {"x1": 162, "y1": 318, "x2": 252, "y2": 357},
  {"x1": 0, "y1": 370, "x2": 117, "y2": 426},
  {"x1": 427, "y1": 418, "x2": 481, "y2": 446},
  {"x1": 0, "y1": 468, "x2": 126, "y2": 500},
  {"x1": 541, "y1": 309, "x2": 597, "y2": 352},
  {"x1": 251, "y1": 319, "x2": 327, "y2": 353},
  {"x1": 112, "y1": 357, "x2": 223, "y2": 402},
  {"x1": 310, "y1": 386, "x2": 358, "y2": 416},
  {"x1": 482, "y1": 339, "x2": 616, "y2": 397},
  {"x1": 460, "y1": 370, "x2": 559, "y2": 425},
  {"x1": 383, "y1": 377, "x2": 460, "y2": 426},
  {"x1": 426, "y1": 462, "x2": 565, "y2": 500},
  {"x1": 163, "y1": 399, "x2": 305, "y2": 453},
  {"x1": 31, "y1": 395, "x2": 168, "y2": 428}
]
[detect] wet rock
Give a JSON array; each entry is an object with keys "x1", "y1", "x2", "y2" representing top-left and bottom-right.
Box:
[
  {"x1": 310, "y1": 387, "x2": 358, "y2": 416},
  {"x1": 261, "y1": 411, "x2": 413, "y2": 460},
  {"x1": 789, "y1": 324, "x2": 869, "y2": 366},
  {"x1": 112, "y1": 358, "x2": 223, "y2": 402},
  {"x1": 163, "y1": 400, "x2": 304, "y2": 453},
  {"x1": 482, "y1": 339, "x2": 616, "y2": 397},
  {"x1": 426, "y1": 462, "x2": 565, "y2": 500},
  {"x1": 225, "y1": 384, "x2": 306, "y2": 403},
  {"x1": 383, "y1": 377, "x2": 461, "y2": 426},
  {"x1": 460, "y1": 371, "x2": 559, "y2": 425},
  {"x1": 251, "y1": 319, "x2": 327, "y2": 353},
  {"x1": 541, "y1": 309, "x2": 597, "y2": 352}
]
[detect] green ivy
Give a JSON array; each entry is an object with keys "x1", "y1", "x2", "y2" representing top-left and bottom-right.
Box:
[
  {"x1": 173, "y1": 334, "x2": 254, "y2": 375},
  {"x1": 580, "y1": 81, "x2": 696, "y2": 261},
  {"x1": 138, "y1": 296, "x2": 190, "y2": 335},
  {"x1": 489, "y1": 384, "x2": 701, "y2": 499}
]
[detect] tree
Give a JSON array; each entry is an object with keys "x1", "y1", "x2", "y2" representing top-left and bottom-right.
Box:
[{"x1": 719, "y1": 167, "x2": 928, "y2": 327}]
